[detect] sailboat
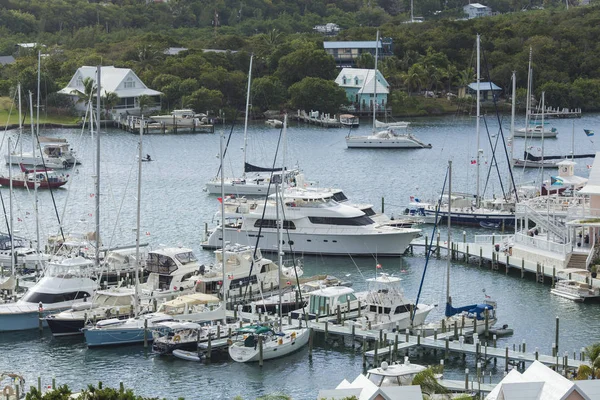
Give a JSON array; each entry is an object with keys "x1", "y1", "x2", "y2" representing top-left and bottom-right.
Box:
[
  {"x1": 415, "y1": 161, "x2": 498, "y2": 336},
  {"x1": 345, "y1": 31, "x2": 431, "y2": 149},
  {"x1": 228, "y1": 116, "x2": 310, "y2": 363},
  {"x1": 514, "y1": 49, "x2": 558, "y2": 139},
  {"x1": 204, "y1": 55, "x2": 301, "y2": 196},
  {"x1": 415, "y1": 35, "x2": 516, "y2": 227}
]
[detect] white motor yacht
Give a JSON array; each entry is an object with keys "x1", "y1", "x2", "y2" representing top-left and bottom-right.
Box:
[
  {"x1": 0, "y1": 257, "x2": 98, "y2": 332},
  {"x1": 6, "y1": 137, "x2": 79, "y2": 168},
  {"x1": 150, "y1": 109, "x2": 204, "y2": 127},
  {"x1": 550, "y1": 269, "x2": 600, "y2": 302},
  {"x1": 202, "y1": 189, "x2": 421, "y2": 256}
]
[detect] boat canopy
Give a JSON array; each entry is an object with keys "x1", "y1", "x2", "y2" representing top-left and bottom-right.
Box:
[
  {"x1": 236, "y1": 325, "x2": 273, "y2": 335},
  {"x1": 445, "y1": 302, "x2": 493, "y2": 320}
]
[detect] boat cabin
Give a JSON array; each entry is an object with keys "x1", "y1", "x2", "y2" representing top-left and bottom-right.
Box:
[
  {"x1": 366, "y1": 360, "x2": 427, "y2": 387},
  {"x1": 303, "y1": 286, "x2": 358, "y2": 318},
  {"x1": 143, "y1": 248, "x2": 200, "y2": 292}
]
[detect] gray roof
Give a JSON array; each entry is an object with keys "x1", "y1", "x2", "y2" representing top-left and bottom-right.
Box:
[
  {"x1": 0, "y1": 56, "x2": 15, "y2": 65},
  {"x1": 324, "y1": 41, "x2": 382, "y2": 49},
  {"x1": 574, "y1": 380, "x2": 600, "y2": 400},
  {"x1": 468, "y1": 82, "x2": 502, "y2": 91},
  {"x1": 164, "y1": 47, "x2": 188, "y2": 55}
]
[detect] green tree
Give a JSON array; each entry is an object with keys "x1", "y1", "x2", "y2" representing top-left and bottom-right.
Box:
[
  {"x1": 288, "y1": 77, "x2": 348, "y2": 114},
  {"x1": 276, "y1": 49, "x2": 337, "y2": 88},
  {"x1": 183, "y1": 88, "x2": 223, "y2": 115},
  {"x1": 356, "y1": 53, "x2": 375, "y2": 69},
  {"x1": 70, "y1": 76, "x2": 96, "y2": 115},
  {"x1": 411, "y1": 367, "x2": 449, "y2": 397},
  {"x1": 251, "y1": 76, "x2": 287, "y2": 111},
  {"x1": 138, "y1": 95, "x2": 153, "y2": 117}
]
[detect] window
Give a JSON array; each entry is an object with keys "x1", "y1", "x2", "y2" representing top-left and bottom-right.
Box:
[
  {"x1": 362, "y1": 208, "x2": 376, "y2": 216},
  {"x1": 355, "y1": 77, "x2": 359, "y2": 85},
  {"x1": 254, "y1": 219, "x2": 296, "y2": 229},
  {"x1": 332, "y1": 192, "x2": 348, "y2": 202},
  {"x1": 124, "y1": 77, "x2": 135, "y2": 89},
  {"x1": 76, "y1": 77, "x2": 84, "y2": 86},
  {"x1": 23, "y1": 291, "x2": 92, "y2": 304},
  {"x1": 308, "y1": 215, "x2": 374, "y2": 226},
  {"x1": 342, "y1": 76, "x2": 347, "y2": 84},
  {"x1": 146, "y1": 253, "x2": 178, "y2": 274}
]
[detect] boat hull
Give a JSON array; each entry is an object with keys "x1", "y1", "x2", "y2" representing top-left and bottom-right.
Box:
[
  {"x1": 513, "y1": 131, "x2": 558, "y2": 138},
  {"x1": 84, "y1": 327, "x2": 150, "y2": 347},
  {"x1": 46, "y1": 318, "x2": 87, "y2": 336},
  {"x1": 424, "y1": 210, "x2": 515, "y2": 227},
  {"x1": 202, "y1": 227, "x2": 420, "y2": 256},
  {"x1": 205, "y1": 181, "x2": 275, "y2": 196},
  {"x1": 228, "y1": 328, "x2": 309, "y2": 362},
  {"x1": 346, "y1": 137, "x2": 431, "y2": 149},
  {"x1": 0, "y1": 177, "x2": 67, "y2": 189},
  {"x1": 172, "y1": 349, "x2": 203, "y2": 361}
]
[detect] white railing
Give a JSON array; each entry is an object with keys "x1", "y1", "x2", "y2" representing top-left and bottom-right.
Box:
[
  {"x1": 474, "y1": 234, "x2": 513, "y2": 244},
  {"x1": 585, "y1": 242, "x2": 596, "y2": 269},
  {"x1": 566, "y1": 205, "x2": 600, "y2": 223},
  {"x1": 513, "y1": 232, "x2": 571, "y2": 255},
  {"x1": 516, "y1": 202, "x2": 566, "y2": 240}
]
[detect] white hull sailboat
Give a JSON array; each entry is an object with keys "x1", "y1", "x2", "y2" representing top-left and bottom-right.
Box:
[{"x1": 228, "y1": 324, "x2": 310, "y2": 362}]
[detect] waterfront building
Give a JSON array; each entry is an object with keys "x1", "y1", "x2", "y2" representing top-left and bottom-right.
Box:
[
  {"x1": 464, "y1": 3, "x2": 492, "y2": 19},
  {"x1": 334, "y1": 68, "x2": 389, "y2": 113},
  {"x1": 323, "y1": 39, "x2": 393, "y2": 67}
]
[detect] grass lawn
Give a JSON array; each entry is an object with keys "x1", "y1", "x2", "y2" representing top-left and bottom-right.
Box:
[{"x1": 0, "y1": 97, "x2": 80, "y2": 125}]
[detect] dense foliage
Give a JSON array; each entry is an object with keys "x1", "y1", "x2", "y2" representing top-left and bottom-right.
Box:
[{"x1": 1, "y1": 0, "x2": 599, "y2": 117}]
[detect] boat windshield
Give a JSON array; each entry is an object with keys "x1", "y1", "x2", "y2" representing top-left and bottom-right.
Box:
[
  {"x1": 95, "y1": 293, "x2": 132, "y2": 306},
  {"x1": 146, "y1": 253, "x2": 178, "y2": 274},
  {"x1": 45, "y1": 262, "x2": 93, "y2": 278},
  {"x1": 175, "y1": 251, "x2": 197, "y2": 265}
]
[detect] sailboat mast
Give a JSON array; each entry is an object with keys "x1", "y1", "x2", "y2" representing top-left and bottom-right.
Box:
[
  {"x1": 36, "y1": 51, "x2": 40, "y2": 140},
  {"x1": 540, "y1": 91, "x2": 545, "y2": 182},
  {"x1": 242, "y1": 55, "x2": 253, "y2": 179},
  {"x1": 525, "y1": 48, "x2": 532, "y2": 143},
  {"x1": 446, "y1": 160, "x2": 452, "y2": 305},
  {"x1": 95, "y1": 66, "x2": 101, "y2": 268},
  {"x1": 372, "y1": 31, "x2": 380, "y2": 134},
  {"x1": 8, "y1": 138, "x2": 14, "y2": 277},
  {"x1": 17, "y1": 84, "x2": 22, "y2": 158},
  {"x1": 276, "y1": 178, "x2": 283, "y2": 327},
  {"x1": 219, "y1": 131, "x2": 227, "y2": 310},
  {"x1": 134, "y1": 119, "x2": 143, "y2": 315},
  {"x1": 475, "y1": 34, "x2": 481, "y2": 209},
  {"x1": 29, "y1": 92, "x2": 40, "y2": 270},
  {"x1": 510, "y1": 72, "x2": 516, "y2": 172}
]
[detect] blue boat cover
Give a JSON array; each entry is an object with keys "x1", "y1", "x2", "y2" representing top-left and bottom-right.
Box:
[{"x1": 445, "y1": 303, "x2": 494, "y2": 320}]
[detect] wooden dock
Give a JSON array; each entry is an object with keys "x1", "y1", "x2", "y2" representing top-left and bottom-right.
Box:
[
  {"x1": 292, "y1": 110, "x2": 341, "y2": 128},
  {"x1": 530, "y1": 107, "x2": 582, "y2": 119},
  {"x1": 116, "y1": 115, "x2": 214, "y2": 134}
]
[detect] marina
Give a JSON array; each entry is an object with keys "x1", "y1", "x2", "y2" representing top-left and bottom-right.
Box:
[{"x1": 1, "y1": 113, "x2": 600, "y2": 399}]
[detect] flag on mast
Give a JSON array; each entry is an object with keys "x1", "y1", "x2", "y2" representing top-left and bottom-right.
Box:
[{"x1": 584, "y1": 129, "x2": 594, "y2": 137}]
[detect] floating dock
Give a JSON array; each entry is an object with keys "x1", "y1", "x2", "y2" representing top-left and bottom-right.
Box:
[
  {"x1": 292, "y1": 110, "x2": 341, "y2": 128},
  {"x1": 530, "y1": 107, "x2": 582, "y2": 119}
]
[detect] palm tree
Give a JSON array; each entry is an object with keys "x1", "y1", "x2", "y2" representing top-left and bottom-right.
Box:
[
  {"x1": 576, "y1": 343, "x2": 600, "y2": 380},
  {"x1": 411, "y1": 367, "x2": 449, "y2": 398},
  {"x1": 137, "y1": 95, "x2": 153, "y2": 117},
  {"x1": 102, "y1": 91, "x2": 119, "y2": 128},
  {"x1": 71, "y1": 76, "x2": 96, "y2": 118},
  {"x1": 457, "y1": 68, "x2": 475, "y2": 98}
]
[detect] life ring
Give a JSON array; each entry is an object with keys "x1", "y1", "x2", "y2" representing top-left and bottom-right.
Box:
[
  {"x1": 3, "y1": 386, "x2": 14, "y2": 397},
  {"x1": 291, "y1": 332, "x2": 296, "y2": 340},
  {"x1": 278, "y1": 338, "x2": 283, "y2": 345},
  {"x1": 173, "y1": 335, "x2": 181, "y2": 343}
]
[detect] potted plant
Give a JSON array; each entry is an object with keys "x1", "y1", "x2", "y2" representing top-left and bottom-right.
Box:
[{"x1": 592, "y1": 265, "x2": 598, "y2": 279}]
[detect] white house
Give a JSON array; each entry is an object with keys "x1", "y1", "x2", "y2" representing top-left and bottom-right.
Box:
[
  {"x1": 335, "y1": 68, "x2": 389, "y2": 112},
  {"x1": 58, "y1": 66, "x2": 162, "y2": 115},
  {"x1": 464, "y1": 3, "x2": 492, "y2": 18}
]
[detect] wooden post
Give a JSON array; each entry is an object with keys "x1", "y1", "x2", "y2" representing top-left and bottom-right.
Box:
[
  {"x1": 217, "y1": 324, "x2": 221, "y2": 339},
  {"x1": 436, "y1": 232, "x2": 440, "y2": 258},
  {"x1": 362, "y1": 336, "x2": 367, "y2": 367},
  {"x1": 393, "y1": 334, "x2": 398, "y2": 362},
  {"x1": 337, "y1": 304, "x2": 341, "y2": 324},
  {"x1": 38, "y1": 306, "x2": 43, "y2": 332},
  {"x1": 505, "y1": 346, "x2": 509, "y2": 372},
  {"x1": 555, "y1": 316, "x2": 560, "y2": 354},
  {"x1": 479, "y1": 247, "x2": 483, "y2": 267},
  {"x1": 405, "y1": 328, "x2": 409, "y2": 343},
  {"x1": 484, "y1": 309, "x2": 489, "y2": 337},
  {"x1": 425, "y1": 235, "x2": 429, "y2": 254},
  {"x1": 143, "y1": 318, "x2": 148, "y2": 348},
  {"x1": 381, "y1": 197, "x2": 385, "y2": 214},
  {"x1": 309, "y1": 328, "x2": 313, "y2": 358},
  {"x1": 258, "y1": 335, "x2": 263, "y2": 367},
  {"x1": 374, "y1": 340, "x2": 379, "y2": 366},
  {"x1": 464, "y1": 368, "x2": 469, "y2": 390},
  {"x1": 445, "y1": 338, "x2": 449, "y2": 359},
  {"x1": 324, "y1": 321, "x2": 328, "y2": 338}
]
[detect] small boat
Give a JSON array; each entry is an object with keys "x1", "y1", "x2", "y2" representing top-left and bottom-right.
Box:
[
  {"x1": 6, "y1": 137, "x2": 79, "y2": 169},
  {"x1": 0, "y1": 165, "x2": 68, "y2": 189},
  {"x1": 152, "y1": 321, "x2": 209, "y2": 355},
  {"x1": 488, "y1": 324, "x2": 514, "y2": 337},
  {"x1": 346, "y1": 129, "x2": 432, "y2": 149},
  {"x1": 479, "y1": 221, "x2": 500, "y2": 229},
  {"x1": 551, "y1": 269, "x2": 600, "y2": 302},
  {"x1": 265, "y1": 119, "x2": 283, "y2": 128},
  {"x1": 150, "y1": 109, "x2": 204, "y2": 127},
  {"x1": 514, "y1": 125, "x2": 558, "y2": 138},
  {"x1": 172, "y1": 349, "x2": 203, "y2": 362},
  {"x1": 339, "y1": 114, "x2": 359, "y2": 128}
]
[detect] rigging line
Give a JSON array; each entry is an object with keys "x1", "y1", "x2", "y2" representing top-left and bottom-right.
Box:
[
  {"x1": 412, "y1": 164, "x2": 449, "y2": 321},
  {"x1": 481, "y1": 43, "x2": 519, "y2": 202},
  {"x1": 0, "y1": 89, "x2": 19, "y2": 236},
  {"x1": 481, "y1": 115, "x2": 508, "y2": 199},
  {"x1": 0, "y1": 87, "x2": 18, "y2": 152},
  {"x1": 240, "y1": 120, "x2": 285, "y2": 303},
  {"x1": 214, "y1": 111, "x2": 238, "y2": 179}
]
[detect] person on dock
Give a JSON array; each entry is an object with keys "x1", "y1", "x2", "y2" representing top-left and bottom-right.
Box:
[{"x1": 146, "y1": 154, "x2": 152, "y2": 161}]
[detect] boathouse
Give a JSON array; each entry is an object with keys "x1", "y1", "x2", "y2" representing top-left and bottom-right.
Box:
[
  {"x1": 464, "y1": 3, "x2": 492, "y2": 19},
  {"x1": 58, "y1": 66, "x2": 162, "y2": 116},
  {"x1": 462, "y1": 81, "x2": 502, "y2": 101},
  {"x1": 334, "y1": 68, "x2": 389, "y2": 113}
]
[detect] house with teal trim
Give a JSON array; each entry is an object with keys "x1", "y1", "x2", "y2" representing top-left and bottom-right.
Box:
[{"x1": 335, "y1": 68, "x2": 389, "y2": 113}]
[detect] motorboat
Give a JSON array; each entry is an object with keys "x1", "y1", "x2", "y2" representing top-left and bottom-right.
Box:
[
  {"x1": 514, "y1": 124, "x2": 558, "y2": 138},
  {"x1": 550, "y1": 269, "x2": 600, "y2": 302},
  {"x1": 228, "y1": 324, "x2": 310, "y2": 362},
  {"x1": 414, "y1": 299, "x2": 497, "y2": 336},
  {"x1": 0, "y1": 257, "x2": 98, "y2": 332},
  {"x1": 204, "y1": 166, "x2": 305, "y2": 196},
  {"x1": 290, "y1": 286, "x2": 363, "y2": 320},
  {"x1": 243, "y1": 275, "x2": 352, "y2": 315},
  {"x1": 172, "y1": 349, "x2": 203, "y2": 362},
  {"x1": 339, "y1": 114, "x2": 359, "y2": 128},
  {"x1": 346, "y1": 129, "x2": 432, "y2": 149},
  {"x1": 152, "y1": 321, "x2": 210, "y2": 354},
  {"x1": 5, "y1": 137, "x2": 79, "y2": 169},
  {"x1": 194, "y1": 243, "x2": 302, "y2": 301},
  {"x1": 139, "y1": 247, "x2": 204, "y2": 296},
  {"x1": 83, "y1": 293, "x2": 225, "y2": 347},
  {"x1": 0, "y1": 233, "x2": 50, "y2": 272},
  {"x1": 0, "y1": 165, "x2": 69, "y2": 190},
  {"x1": 202, "y1": 188, "x2": 421, "y2": 256},
  {"x1": 402, "y1": 202, "x2": 439, "y2": 225},
  {"x1": 265, "y1": 119, "x2": 283, "y2": 128},
  {"x1": 149, "y1": 109, "x2": 204, "y2": 127},
  {"x1": 352, "y1": 273, "x2": 434, "y2": 331},
  {"x1": 45, "y1": 286, "x2": 141, "y2": 337}
]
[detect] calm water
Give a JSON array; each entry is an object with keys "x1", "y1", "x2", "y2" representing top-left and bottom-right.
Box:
[{"x1": 1, "y1": 113, "x2": 600, "y2": 399}]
